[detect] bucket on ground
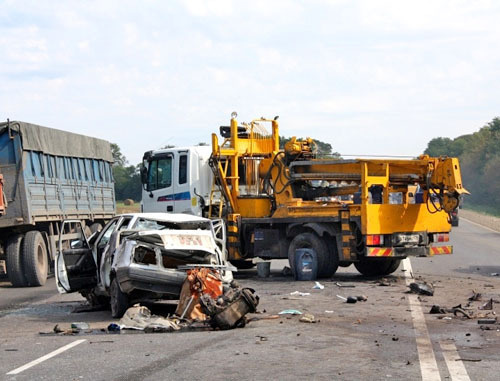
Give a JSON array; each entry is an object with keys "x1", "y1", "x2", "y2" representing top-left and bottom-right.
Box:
[{"x1": 257, "y1": 261, "x2": 271, "y2": 278}]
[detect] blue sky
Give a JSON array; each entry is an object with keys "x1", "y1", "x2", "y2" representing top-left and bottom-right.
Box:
[{"x1": 1, "y1": 0, "x2": 500, "y2": 164}]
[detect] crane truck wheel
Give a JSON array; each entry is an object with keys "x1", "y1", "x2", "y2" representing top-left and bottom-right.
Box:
[
  {"x1": 354, "y1": 258, "x2": 399, "y2": 277},
  {"x1": 6, "y1": 234, "x2": 27, "y2": 287},
  {"x1": 22, "y1": 230, "x2": 48, "y2": 286},
  {"x1": 288, "y1": 232, "x2": 333, "y2": 278}
]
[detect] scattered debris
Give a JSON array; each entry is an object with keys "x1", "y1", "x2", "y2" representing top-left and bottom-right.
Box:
[
  {"x1": 346, "y1": 296, "x2": 357, "y2": 304},
  {"x1": 313, "y1": 281, "x2": 325, "y2": 290},
  {"x1": 336, "y1": 295, "x2": 347, "y2": 301},
  {"x1": 107, "y1": 323, "x2": 120, "y2": 332},
  {"x1": 335, "y1": 282, "x2": 355, "y2": 288},
  {"x1": 378, "y1": 281, "x2": 391, "y2": 287},
  {"x1": 325, "y1": 310, "x2": 334, "y2": 313},
  {"x1": 479, "y1": 298, "x2": 493, "y2": 310},
  {"x1": 278, "y1": 309, "x2": 302, "y2": 315},
  {"x1": 71, "y1": 322, "x2": 90, "y2": 331},
  {"x1": 468, "y1": 290, "x2": 482, "y2": 301},
  {"x1": 290, "y1": 291, "x2": 310, "y2": 296},
  {"x1": 457, "y1": 358, "x2": 482, "y2": 362},
  {"x1": 477, "y1": 318, "x2": 497, "y2": 325},
  {"x1": 281, "y1": 266, "x2": 293, "y2": 276},
  {"x1": 200, "y1": 285, "x2": 260, "y2": 330},
  {"x1": 299, "y1": 313, "x2": 316, "y2": 323},
  {"x1": 356, "y1": 295, "x2": 368, "y2": 302},
  {"x1": 392, "y1": 337, "x2": 399, "y2": 341},
  {"x1": 408, "y1": 282, "x2": 434, "y2": 296},
  {"x1": 119, "y1": 305, "x2": 181, "y2": 332},
  {"x1": 490, "y1": 273, "x2": 499, "y2": 277},
  {"x1": 429, "y1": 304, "x2": 471, "y2": 319}
]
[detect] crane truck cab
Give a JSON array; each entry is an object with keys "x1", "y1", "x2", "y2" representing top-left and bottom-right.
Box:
[
  {"x1": 141, "y1": 115, "x2": 468, "y2": 279},
  {"x1": 140, "y1": 146, "x2": 214, "y2": 217}
]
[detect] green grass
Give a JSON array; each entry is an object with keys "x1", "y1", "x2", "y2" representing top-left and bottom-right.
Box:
[
  {"x1": 116, "y1": 201, "x2": 141, "y2": 214},
  {"x1": 463, "y1": 204, "x2": 500, "y2": 217}
]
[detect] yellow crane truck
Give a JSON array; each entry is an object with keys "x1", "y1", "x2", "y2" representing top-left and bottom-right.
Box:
[{"x1": 141, "y1": 114, "x2": 468, "y2": 277}]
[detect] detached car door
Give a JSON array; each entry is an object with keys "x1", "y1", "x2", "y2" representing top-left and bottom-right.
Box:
[{"x1": 55, "y1": 220, "x2": 97, "y2": 293}]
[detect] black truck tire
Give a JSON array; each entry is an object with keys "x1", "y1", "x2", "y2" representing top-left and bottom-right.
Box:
[
  {"x1": 354, "y1": 258, "x2": 401, "y2": 277},
  {"x1": 110, "y1": 278, "x2": 129, "y2": 318},
  {"x1": 22, "y1": 230, "x2": 48, "y2": 286},
  {"x1": 6, "y1": 234, "x2": 27, "y2": 287},
  {"x1": 288, "y1": 232, "x2": 335, "y2": 278}
]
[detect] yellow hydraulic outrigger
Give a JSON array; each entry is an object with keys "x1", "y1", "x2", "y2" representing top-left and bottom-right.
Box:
[{"x1": 209, "y1": 114, "x2": 468, "y2": 277}]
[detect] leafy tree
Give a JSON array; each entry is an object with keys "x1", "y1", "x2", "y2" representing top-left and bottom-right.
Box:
[
  {"x1": 110, "y1": 143, "x2": 127, "y2": 166},
  {"x1": 423, "y1": 117, "x2": 500, "y2": 214},
  {"x1": 111, "y1": 143, "x2": 141, "y2": 201}
]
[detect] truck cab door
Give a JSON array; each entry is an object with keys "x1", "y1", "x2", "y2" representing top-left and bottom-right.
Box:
[
  {"x1": 146, "y1": 154, "x2": 174, "y2": 212},
  {"x1": 55, "y1": 220, "x2": 97, "y2": 293},
  {"x1": 174, "y1": 151, "x2": 194, "y2": 214}
]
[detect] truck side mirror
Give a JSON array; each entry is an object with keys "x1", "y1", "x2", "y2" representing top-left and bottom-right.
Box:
[{"x1": 140, "y1": 165, "x2": 148, "y2": 188}]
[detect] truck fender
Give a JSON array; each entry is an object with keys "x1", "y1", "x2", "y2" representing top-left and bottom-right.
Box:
[{"x1": 286, "y1": 222, "x2": 338, "y2": 239}]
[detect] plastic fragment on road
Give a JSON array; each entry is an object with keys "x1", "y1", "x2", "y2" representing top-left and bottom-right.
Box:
[
  {"x1": 490, "y1": 273, "x2": 499, "y2": 277},
  {"x1": 290, "y1": 291, "x2": 311, "y2": 296},
  {"x1": 325, "y1": 310, "x2": 334, "y2": 313},
  {"x1": 313, "y1": 281, "x2": 324, "y2": 290},
  {"x1": 468, "y1": 290, "x2": 482, "y2": 301},
  {"x1": 71, "y1": 322, "x2": 89, "y2": 331},
  {"x1": 299, "y1": 313, "x2": 316, "y2": 323},
  {"x1": 479, "y1": 298, "x2": 493, "y2": 310},
  {"x1": 278, "y1": 309, "x2": 302, "y2": 315},
  {"x1": 336, "y1": 295, "x2": 347, "y2": 301},
  {"x1": 346, "y1": 296, "x2": 357, "y2": 304},
  {"x1": 408, "y1": 282, "x2": 434, "y2": 296},
  {"x1": 107, "y1": 323, "x2": 120, "y2": 332}
]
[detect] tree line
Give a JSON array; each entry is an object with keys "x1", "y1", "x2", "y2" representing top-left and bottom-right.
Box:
[{"x1": 424, "y1": 117, "x2": 500, "y2": 215}]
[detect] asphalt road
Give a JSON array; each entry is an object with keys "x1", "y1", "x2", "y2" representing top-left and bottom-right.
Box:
[{"x1": 0, "y1": 218, "x2": 499, "y2": 380}]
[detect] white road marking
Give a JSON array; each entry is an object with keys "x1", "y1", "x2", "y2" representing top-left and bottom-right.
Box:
[
  {"x1": 440, "y1": 341, "x2": 471, "y2": 381},
  {"x1": 402, "y1": 258, "x2": 441, "y2": 381},
  {"x1": 6, "y1": 339, "x2": 86, "y2": 375},
  {"x1": 460, "y1": 217, "x2": 500, "y2": 234}
]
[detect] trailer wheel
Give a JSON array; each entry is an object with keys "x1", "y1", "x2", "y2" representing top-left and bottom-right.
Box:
[
  {"x1": 6, "y1": 234, "x2": 27, "y2": 287},
  {"x1": 110, "y1": 278, "x2": 129, "y2": 318},
  {"x1": 354, "y1": 258, "x2": 400, "y2": 277},
  {"x1": 22, "y1": 231, "x2": 48, "y2": 286},
  {"x1": 288, "y1": 232, "x2": 333, "y2": 278}
]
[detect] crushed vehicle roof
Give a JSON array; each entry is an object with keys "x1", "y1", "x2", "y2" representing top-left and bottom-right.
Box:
[{"x1": 119, "y1": 213, "x2": 211, "y2": 223}]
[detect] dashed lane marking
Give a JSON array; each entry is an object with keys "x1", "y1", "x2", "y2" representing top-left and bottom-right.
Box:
[
  {"x1": 402, "y1": 258, "x2": 441, "y2": 381},
  {"x1": 440, "y1": 341, "x2": 471, "y2": 381},
  {"x1": 6, "y1": 339, "x2": 86, "y2": 375}
]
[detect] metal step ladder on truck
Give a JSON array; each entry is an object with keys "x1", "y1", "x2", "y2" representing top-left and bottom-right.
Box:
[
  {"x1": 0, "y1": 120, "x2": 116, "y2": 286},
  {"x1": 140, "y1": 114, "x2": 468, "y2": 278}
]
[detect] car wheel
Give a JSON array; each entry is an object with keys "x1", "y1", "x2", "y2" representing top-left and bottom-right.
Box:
[
  {"x1": 22, "y1": 231, "x2": 48, "y2": 286},
  {"x1": 110, "y1": 277, "x2": 129, "y2": 318},
  {"x1": 6, "y1": 234, "x2": 27, "y2": 287}
]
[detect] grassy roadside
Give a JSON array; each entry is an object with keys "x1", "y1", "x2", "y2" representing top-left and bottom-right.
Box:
[{"x1": 116, "y1": 201, "x2": 141, "y2": 214}]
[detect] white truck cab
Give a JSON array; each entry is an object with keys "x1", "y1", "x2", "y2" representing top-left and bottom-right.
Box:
[{"x1": 140, "y1": 146, "x2": 214, "y2": 216}]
